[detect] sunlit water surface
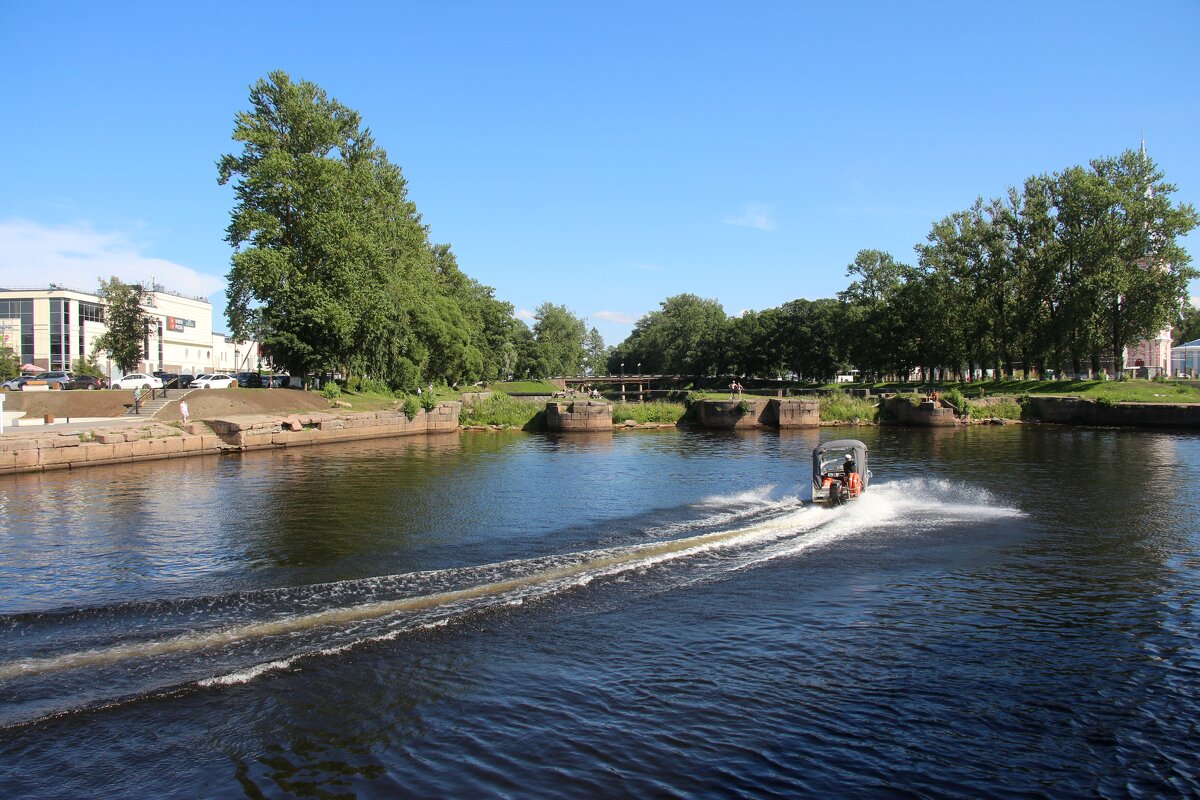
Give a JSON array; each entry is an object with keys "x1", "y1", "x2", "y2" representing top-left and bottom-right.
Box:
[{"x1": 1, "y1": 426, "x2": 1198, "y2": 798}]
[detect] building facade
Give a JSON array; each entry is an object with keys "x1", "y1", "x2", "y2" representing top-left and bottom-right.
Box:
[
  {"x1": 1172, "y1": 339, "x2": 1200, "y2": 378},
  {"x1": 0, "y1": 284, "x2": 259, "y2": 380}
]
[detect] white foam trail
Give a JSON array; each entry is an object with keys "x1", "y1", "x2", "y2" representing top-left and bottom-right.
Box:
[
  {"x1": 0, "y1": 479, "x2": 1022, "y2": 688},
  {"x1": 0, "y1": 511, "x2": 810, "y2": 682}
]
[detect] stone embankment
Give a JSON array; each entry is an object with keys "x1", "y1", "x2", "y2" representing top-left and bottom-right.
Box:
[
  {"x1": 693, "y1": 398, "x2": 820, "y2": 430},
  {"x1": 1025, "y1": 397, "x2": 1200, "y2": 427},
  {"x1": 0, "y1": 403, "x2": 461, "y2": 476}
]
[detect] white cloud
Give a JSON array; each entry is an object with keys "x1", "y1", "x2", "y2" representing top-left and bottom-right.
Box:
[
  {"x1": 516, "y1": 308, "x2": 535, "y2": 320},
  {"x1": 723, "y1": 203, "x2": 775, "y2": 231},
  {"x1": 0, "y1": 218, "x2": 224, "y2": 298},
  {"x1": 591, "y1": 310, "x2": 636, "y2": 324}
]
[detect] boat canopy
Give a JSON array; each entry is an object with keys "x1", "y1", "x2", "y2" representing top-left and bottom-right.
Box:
[{"x1": 811, "y1": 439, "x2": 870, "y2": 493}]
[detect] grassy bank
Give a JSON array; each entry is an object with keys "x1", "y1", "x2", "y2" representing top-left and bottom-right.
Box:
[
  {"x1": 460, "y1": 393, "x2": 546, "y2": 429},
  {"x1": 819, "y1": 389, "x2": 878, "y2": 423},
  {"x1": 610, "y1": 401, "x2": 686, "y2": 424}
]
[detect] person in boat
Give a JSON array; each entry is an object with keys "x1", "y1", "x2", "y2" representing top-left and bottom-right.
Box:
[{"x1": 843, "y1": 452, "x2": 863, "y2": 497}]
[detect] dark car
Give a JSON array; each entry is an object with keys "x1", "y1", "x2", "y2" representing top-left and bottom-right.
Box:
[
  {"x1": 176, "y1": 374, "x2": 195, "y2": 389},
  {"x1": 236, "y1": 372, "x2": 264, "y2": 388},
  {"x1": 268, "y1": 373, "x2": 291, "y2": 388},
  {"x1": 153, "y1": 372, "x2": 188, "y2": 389},
  {"x1": 63, "y1": 374, "x2": 106, "y2": 390}
]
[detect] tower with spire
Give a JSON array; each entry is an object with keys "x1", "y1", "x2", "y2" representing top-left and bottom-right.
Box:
[{"x1": 1123, "y1": 133, "x2": 1173, "y2": 378}]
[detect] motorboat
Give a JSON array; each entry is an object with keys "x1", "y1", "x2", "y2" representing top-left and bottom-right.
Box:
[{"x1": 811, "y1": 439, "x2": 871, "y2": 507}]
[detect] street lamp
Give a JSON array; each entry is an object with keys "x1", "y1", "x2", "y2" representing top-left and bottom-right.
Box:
[
  {"x1": 637, "y1": 362, "x2": 641, "y2": 375},
  {"x1": 621, "y1": 362, "x2": 625, "y2": 378}
]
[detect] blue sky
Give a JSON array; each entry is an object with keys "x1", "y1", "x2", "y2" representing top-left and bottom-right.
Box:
[{"x1": 2, "y1": 1, "x2": 1197, "y2": 344}]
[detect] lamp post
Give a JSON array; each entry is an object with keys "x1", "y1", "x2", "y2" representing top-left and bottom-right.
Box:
[{"x1": 620, "y1": 362, "x2": 625, "y2": 402}]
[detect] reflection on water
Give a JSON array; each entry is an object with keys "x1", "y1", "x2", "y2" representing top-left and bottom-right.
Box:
[{"x1": 1, "y1": 426, "x2": 1199, "y2": 798}]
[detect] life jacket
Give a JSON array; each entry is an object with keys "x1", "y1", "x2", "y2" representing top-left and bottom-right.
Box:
[{"x1": 847, "y1": 471, "x2": 862, "y2": 497}]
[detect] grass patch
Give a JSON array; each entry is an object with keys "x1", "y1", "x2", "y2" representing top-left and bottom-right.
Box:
[
  {"x1": 968, "y1": 398, "x2": 1024, "y2": 420},
  {"x1": 460, "y1": 393, "x2": 546, "y2": 429},
  {"x1": 941, "y1": 379, "x2": 1200, "y2": 404},
  {"x1": 491, "y1": 381, "x2": 560, "y2": 395},
  {"x1": 819, "y1": 389, "x2": 878, "y2": 423},
  {"x1": 610, "y1": 401, "x2": 686, "y2": 424}
]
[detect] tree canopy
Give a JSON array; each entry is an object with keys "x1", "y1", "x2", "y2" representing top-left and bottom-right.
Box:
[
  {"x1": 608, "y1": 149, "x2": 1196, "y2": 382},
  {"x1": 93, "y1": 278, "x2": 152, "y2": 373},
  {"x1": 218, "y1": 71, "x2": 525, "y2": 388}
]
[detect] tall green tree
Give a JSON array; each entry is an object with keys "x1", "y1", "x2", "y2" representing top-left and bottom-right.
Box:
[
  {"x1": 583, "y1": 327, "x2": 610, "y2": 376},
  {"x1": 0, "y1": 346, "x2": 18, "y2": 380},
  {"x1": 219, "y1": 71, "x2": 510, "y2": 387},
  {"x1": 1075, "y1": 150, "x2": 1198, "y2": 375},
  {"x1": 532, "y1": 303, "x2": 587, "y2": 377},
  {"x1": 1175, "y1": 302, "x2": 1200, "y2": 346},
  {"x1": 93, "y1": 278, "x2": 152, "y2": 373}
]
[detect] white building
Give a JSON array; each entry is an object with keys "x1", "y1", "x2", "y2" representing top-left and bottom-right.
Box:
[
  {"x1": 1172, "y1": 338, "x2": 1200, "y2": 378},
  {"x1": 0, "y1": 283, "x2": 259, "y2": 380}
]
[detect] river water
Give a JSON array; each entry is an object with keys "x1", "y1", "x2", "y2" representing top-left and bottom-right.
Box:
[{"x1": 1, "y1": 425, "x2": 1198, "y2": 798}]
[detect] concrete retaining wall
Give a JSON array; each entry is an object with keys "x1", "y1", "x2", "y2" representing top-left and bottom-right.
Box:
[
  {"x1": 0, "y1": 403, "x2": 462, "y2": 475},
  {"x1": 694, "y1": 398, "x2": 819, "y2": 430},
  {"x1": 545, "y1": 401, "x2": 612, "y2": 432},
  {"x1": 769, "y1": 398, "x2": 820, "y2": 428},
  {"x1": 881, "y1": 396, "x2": 961, "y2": 427},
  {"x1": 1026, "y1": 397, "x2": 1200, "y2": 427}
]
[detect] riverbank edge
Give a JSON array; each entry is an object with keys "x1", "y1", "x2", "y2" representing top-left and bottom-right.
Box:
[{"x1": 0, "y1": 402, "x2": 462, "y2": 476}]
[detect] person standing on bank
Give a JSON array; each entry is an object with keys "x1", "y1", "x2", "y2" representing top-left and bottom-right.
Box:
[{"x1": 179, "y1": 399, "x2": 190, "y2": 424}]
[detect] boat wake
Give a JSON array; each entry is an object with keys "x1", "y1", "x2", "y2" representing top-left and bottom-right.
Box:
[{"x1": 0, "y1": 479, "x2": 1021, "y2": 728}]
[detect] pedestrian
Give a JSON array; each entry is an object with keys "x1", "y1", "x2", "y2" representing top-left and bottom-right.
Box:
[
  {"x1": 729, "y1": 380, "x2": 736, "y2": 399},
  {"x1": 133, "y1": 384, "x2": 143, "y2": 414},
  {"x1": 179, "y1": 399, "x2": 190, "y2": 424}
]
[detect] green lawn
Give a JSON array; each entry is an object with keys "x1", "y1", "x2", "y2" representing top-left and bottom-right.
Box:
[
  {"x1": 961, "y1": 379, "x2": 1200, "y2": 404},
  {"x1": 489, "y1": 381, "x2": 561, "y2": 394}
]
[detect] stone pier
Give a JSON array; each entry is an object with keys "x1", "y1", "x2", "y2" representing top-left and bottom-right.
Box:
[{"x1": 545, "y1": 400, "x2": 613, "y2": 432}]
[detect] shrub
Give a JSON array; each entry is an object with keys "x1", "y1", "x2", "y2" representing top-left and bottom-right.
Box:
[
  {"x1": 944, "y1": 387, "x2": 969, "y2": 416},
  {"x1": 321, "y1": 381, "x2": 342, "y2": 401},
  {"x1": 420, "y1": 392, "x2": 437, "y2": 411},
  {"x1": 736, "y1": 399, "x2": 752, "y2": 414},
  {"x1": 402, "y1": 395, "x2": 422, "y2": 420}
]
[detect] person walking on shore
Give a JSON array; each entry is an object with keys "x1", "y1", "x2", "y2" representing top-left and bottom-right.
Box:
[{"x1": 179, "y1": 399, "x2": 190, "y2": 424}]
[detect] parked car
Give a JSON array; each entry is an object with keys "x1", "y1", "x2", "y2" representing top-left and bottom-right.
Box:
[
  {"x1": 236, "y1": 371, "x2": 264, "y2": 388},
  {"x1": 1, "y1": 375, "x2": 32, "y2": 390},
  {"x1": 176, "y1": 374, "x2": 195, "y2": 389},
  {"x1": 268, "y1": 373, "x2": 291, "y2": 388},
  {"x1": 39, "y1": 370, "x2": 73, "y2": 388},
  {"x1": 154, "y1": 374, "x2": 192, "y2": 388},
  {"x1": 63, "y1": 374, "x2": 106, "y2": 390},
  {"x1": 192, "y1": 373, "x2": 236, "y2": 389},
  {"x1": 110, "y1": 373, "x2": 164, "y2": 391}
]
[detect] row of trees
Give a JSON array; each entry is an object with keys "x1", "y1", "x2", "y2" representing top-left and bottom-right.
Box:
[
  {"x1": 219, "y1": 72, "x2": 600, "y2": 388},
  {"x1": 611, "y1": 150, "x2": 1197, "y2": 381}
]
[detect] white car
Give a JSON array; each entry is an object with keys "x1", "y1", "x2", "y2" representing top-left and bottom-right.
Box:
[
  {"x1": 111, "y1": 373, "x2": 164, "y2": 391},
  {"x1": 192, "y1": 373, "x2": 236, "y2": 389}
]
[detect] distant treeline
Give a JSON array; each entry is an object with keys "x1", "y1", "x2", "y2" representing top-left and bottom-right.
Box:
[
  {"x1": 610, "y1": 150, "x2": 1198, "y2": 380},
  {"x1": 218, "y1": 74, "x2": 1197, "y2": 387}
]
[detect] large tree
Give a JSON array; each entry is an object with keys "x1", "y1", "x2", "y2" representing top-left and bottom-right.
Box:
[
  {"x1": 93, "y1": 278, "x2": 152, "y2": 373},
  {"x1": 219, "y1": 71, "x2": 511, "y2": 387},
  {"x1": 531, "y1": 303, "x2": 587, "y2": 377}
]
